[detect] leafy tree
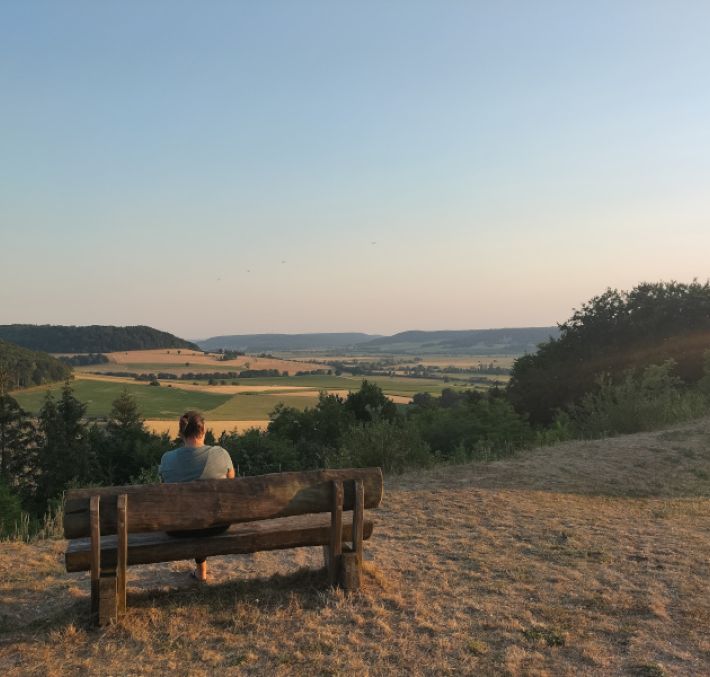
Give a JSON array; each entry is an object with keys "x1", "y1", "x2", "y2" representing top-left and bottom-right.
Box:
[
  {"x1": 219, "y1": 428, "x2": 300, "y2": 476},
  {"x1": 508, "y1": 281, "x2": 710, "y2": 423},
  {"x1": 410, "y1": 389, "x2": 532, "y2": 461},
  {"x1": 344, "y1": 380, "x2": 398, "y2": 423}
]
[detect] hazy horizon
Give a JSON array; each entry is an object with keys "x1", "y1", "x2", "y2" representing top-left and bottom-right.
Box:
[{"x1": 2, "y1": 2, "x2": 709, "y2": 338}]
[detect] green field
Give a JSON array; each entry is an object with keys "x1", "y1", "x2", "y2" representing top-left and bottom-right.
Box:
[
  {"x1": 12, "y1": 380, "x2": 232, "y2": 419},
  {"x1": 207, "y1": 393, "x2": 320, "y2": 419},
  {"x1": 12, "y1": 371, "x2": 479, "y2": 422}
]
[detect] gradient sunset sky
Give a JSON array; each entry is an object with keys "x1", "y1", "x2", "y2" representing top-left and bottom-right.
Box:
[{"x1": 2, "y1": 1, "x2": 709, "y2": 339}]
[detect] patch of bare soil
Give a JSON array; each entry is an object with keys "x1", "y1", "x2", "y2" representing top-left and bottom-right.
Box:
[{"x1": 2, "y1": 419, "x2": 710, "y2": 675}]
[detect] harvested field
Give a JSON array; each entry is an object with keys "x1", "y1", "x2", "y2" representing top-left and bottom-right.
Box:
[
  {"x1": 275, "y1": 389, "x2": 412, "y2": 404},
  {"x1": 145, "y1": 419, "x2": 269, "y2": 437},
  {"x1": 102, "y1": 350, "x2": 324, "y2": 375},
  {"x1": 158, "y1": 382, "x2": 315, "y2": 395},
  {"x1": 2, "y1": 418, "x2": 710, "y2": 674}
]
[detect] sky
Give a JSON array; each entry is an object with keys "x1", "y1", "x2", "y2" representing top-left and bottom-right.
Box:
[{"x1": 1, "y1": 1, "x2": 709, "y2": 340}]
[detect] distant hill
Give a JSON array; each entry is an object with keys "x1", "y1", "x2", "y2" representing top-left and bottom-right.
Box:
[
  {"x1": 0, "y1": 325, "x2": 199, "y2": 354},
  {"x1": 359, "y1": 327, "x2": 559, "y2": 355},
  {"x1": 197, "y1": 333, "x2": 380, "y2": 352},
  {"x1": 0, "y1": 339, "x2": 72, "y2": 391},
  {"x1": 197, "y1": 328, "x2": 558, "y2": 355}
]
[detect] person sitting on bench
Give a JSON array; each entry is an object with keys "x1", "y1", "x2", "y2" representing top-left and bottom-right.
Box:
[{"x1": 159, "y1": 410, "x2": 235, "y2": 582}]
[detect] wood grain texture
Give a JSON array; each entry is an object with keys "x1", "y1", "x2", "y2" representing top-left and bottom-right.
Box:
[
  {"x1": 98, "y1": 576, "x2": 117, "y2": 627},
  {"x1": 64, "y1": 467, "x2": 383, "y2": 539},
  {"x1": 89, "y1": 495, "x2": 100, "y2": 616},
  {"x1": 116, "y1": 494, "x2": 128, "y2": 616},
  {"x1": 352, "y1": 479, "x2": 364, "y2": 560},
  {"x1": 328, "y1": 480, "x2": 344, "y2": 586},
  {"x1": 65, "y1": 514, "x2": 374, "y2": 572},
  {"x1": 340, "y1": 551, "x2": 361, "y2": 592}
]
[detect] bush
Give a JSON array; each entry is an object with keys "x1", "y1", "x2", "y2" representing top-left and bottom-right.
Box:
[
  {"x1": 568, "y1": 360, "x2": 708, "y2": 437},
  {"x1": 333, "y1": 420, "x2": 432, "y2": 473}
]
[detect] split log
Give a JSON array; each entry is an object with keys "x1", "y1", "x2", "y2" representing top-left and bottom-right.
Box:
[{"x1": 64, "y1": 467, "x2": 383, "y2": 539}]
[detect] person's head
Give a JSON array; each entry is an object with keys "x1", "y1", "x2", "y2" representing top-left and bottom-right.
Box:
[{"x1": 179, "y1": 410, "x2": 206, "y2": 445}]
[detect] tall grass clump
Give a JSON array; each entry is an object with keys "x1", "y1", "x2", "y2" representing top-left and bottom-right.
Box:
[
  {"x1": 0, "y1": 485, "x2": 64, "y2": 542},
  {"x1": 568, "y1": 360, "x2": 709, "y2": 438}
]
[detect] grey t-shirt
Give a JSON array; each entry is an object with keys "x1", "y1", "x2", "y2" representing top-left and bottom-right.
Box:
[{"x1": 159, "y1": 445, "x2": 234, "y2": 483}]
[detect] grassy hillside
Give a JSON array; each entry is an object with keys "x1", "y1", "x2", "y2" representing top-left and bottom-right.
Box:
[{"x1": 1, "y1": 419, "x2": 709, "y2": 674}]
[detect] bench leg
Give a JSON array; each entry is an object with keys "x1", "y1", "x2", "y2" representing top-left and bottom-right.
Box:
[
  {"x1": 341, "y1": 480, "x2": 364, "y2": 592},
  {"x1": 340, "y1": 549, "x2": 361, "y2": 592},
  {"x1": 328, "y1": 480, "x2": 343, "y2": 586},
  {"x1": 90, "y1": 495, "x2": 101, "y2": 620},
  {"x1": 116, "y1": 494, "x2": 128, "y2": 618},
  {"x1": 98, "y1": 571, "x2": 118, "y2": 626}
]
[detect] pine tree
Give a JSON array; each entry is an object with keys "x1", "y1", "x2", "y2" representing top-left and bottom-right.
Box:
[
  {"x1": 36, "y1": 382, "x2": 92, "y2": 509},
  {"x1": 101, "y1": 389, "x2": 163, "y2": 485},
  {"x1": 0, "y1": 394, "x2": 37, "y2": 492}
]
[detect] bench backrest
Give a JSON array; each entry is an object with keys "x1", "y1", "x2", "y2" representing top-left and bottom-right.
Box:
[{"x1": 64, "y1": 467, "x2": 383, "y2": 539}]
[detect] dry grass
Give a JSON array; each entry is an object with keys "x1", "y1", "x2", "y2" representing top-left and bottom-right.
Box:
[
  {"x1": 2, "y1": 419, "x2": 710, "y2": 675},
  {"x1": 104, "y1": 350, "x2": 324, "y2": 375},
  {"x1": 145, "y1": 420, "x2": 270, "y2": 437}
]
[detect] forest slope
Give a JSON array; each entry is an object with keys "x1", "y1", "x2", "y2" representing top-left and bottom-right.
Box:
[
  {"x1": 1, "y1": 419, "x2": 709, "y2": 675},
  {"x1": 0, "y1": 325, "x2": 198, "y2": 353}
]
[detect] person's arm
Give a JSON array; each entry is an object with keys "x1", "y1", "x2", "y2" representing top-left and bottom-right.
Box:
[{"x1": 226, "y1": 467, "x2": 235, "y2": 479}]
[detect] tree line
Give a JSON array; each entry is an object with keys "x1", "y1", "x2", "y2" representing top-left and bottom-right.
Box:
[{"x1": 0, "y1": 340, "x2": 72, "y2": 394}]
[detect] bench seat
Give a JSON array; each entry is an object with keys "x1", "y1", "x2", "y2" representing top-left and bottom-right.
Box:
[
  {"x1": 66, "y1": 513, "x2": 374, "y2": 572},
  {"x1": 63, "y1": 468, "x2": 383, "y2": 624}
]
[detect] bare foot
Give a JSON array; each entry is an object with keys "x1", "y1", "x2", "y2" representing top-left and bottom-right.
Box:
[{"x1": 190, "y1": 569, "x2": 207, "y2": 582}]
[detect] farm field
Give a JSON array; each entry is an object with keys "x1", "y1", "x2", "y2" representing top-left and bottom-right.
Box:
[
  {"x1": 12, "y1": 378, "x2": 232, "y2": 419},
  {"x1": 144, "y1": 419, "x2": 269, "y2": 437},
  {"x1": 82, "y1": 349, "x2": 326, "y2": 376},
  {"x1": 298, "y1": 353, "x2": 518, "y2": 370},
  {"x1": 2, "y1": 418, "x2": 709, "y2": 674},
  {"x1": 11, "y1": 374, "x2": 432, "y2": 423},
  {"x1": 12, "y1": 350, "x2": 506, "y2": 426}
]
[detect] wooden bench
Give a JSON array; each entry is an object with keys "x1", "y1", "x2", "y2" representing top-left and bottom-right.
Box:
[{"x1": 63, "y1": 467, "x2": 383, "y2": 626}]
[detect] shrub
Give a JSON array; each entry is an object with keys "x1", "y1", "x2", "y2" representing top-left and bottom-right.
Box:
[
  {"x1": 333, "y1": 419, "x2": 433, "y2": 473},
  {"x1": 569, "y1": 360, "x2": 708, "y2": 437}
]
